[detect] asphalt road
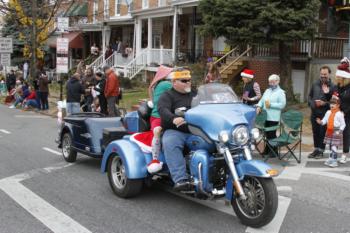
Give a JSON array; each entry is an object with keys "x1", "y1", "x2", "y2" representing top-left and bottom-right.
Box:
[{"x1": 1, "y1": 104, "x2": 350, "y2": 233}]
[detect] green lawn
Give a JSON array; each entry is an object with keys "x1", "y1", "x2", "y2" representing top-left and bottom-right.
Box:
[{"x1": 119, "y1": 88, "x2": 149, "y2": 110}]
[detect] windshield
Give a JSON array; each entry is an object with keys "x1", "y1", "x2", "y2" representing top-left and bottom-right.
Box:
[{"x1": 191, "y1": 83, "x2": 240, "y2": 107}]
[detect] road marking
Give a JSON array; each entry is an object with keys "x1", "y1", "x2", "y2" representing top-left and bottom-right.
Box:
[
  {"x1": 0, "y1": 178, "x2": 92, "y2": 233},
  {"x1": 0, "y1": 129, "x2": 11, "y2": 134},
  {"x1": 277, "y1": 186, "x2": 292, "y2": 192},
  {"x1": 15, "y1": 115, "x2": 50, "y2": 119},
  {"x1": 43, "y1": 147, "x2": 62, "y2": 156},
  {"x1": 245, "y1": 196, "x2": 291, "y2": 233}
]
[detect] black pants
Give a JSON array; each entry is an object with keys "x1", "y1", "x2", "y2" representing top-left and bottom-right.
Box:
[
  {"x1": 98, "y1": 95, "x2": 108, "y2": 115},
  {"x1": 40, "y1": 91, "x2": 49, "y2": 110},
  {"x1": 264, "y1": 120, "x2": 279, "y2": 154},
  {"x1": 311, "y1": 113, "x2": 326, "y2": 151},
  {"x1": 343, "y1": 114, "x2": 350, "y2": 153}
]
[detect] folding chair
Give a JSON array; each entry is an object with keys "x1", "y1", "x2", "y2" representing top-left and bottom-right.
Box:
[
  {"x1": 267, "y1": 110, "x2": 303, "y2": 163},
  {"x1": 254, "y1": 109, "x2": 281, "y2": 158}
]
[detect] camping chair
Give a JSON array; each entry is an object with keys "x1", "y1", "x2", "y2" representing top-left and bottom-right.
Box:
[
  {"x1": 267, "y1": 110, "x2": 303, "y2": 163},
  {"x1": 254, "y1": 109, "x2": 281, "y2": 158}
]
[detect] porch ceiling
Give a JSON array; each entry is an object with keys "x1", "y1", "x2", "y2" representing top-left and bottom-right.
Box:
[{"x1": 131, "y1": 5, "x2": 173, "y2": 18}]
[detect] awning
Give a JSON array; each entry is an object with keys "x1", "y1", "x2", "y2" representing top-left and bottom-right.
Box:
[
  {"x1": 71, "y1": 2, "x2": 88, "y2": 16},
  {"x1": 48, "y1": 32, "x2": 84, "y2": 49},
  {"x1": 64, "y1": 3, "x2": 79, "y2": 17}
]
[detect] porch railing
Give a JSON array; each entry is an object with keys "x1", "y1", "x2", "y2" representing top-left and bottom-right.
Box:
[
  {"x1": 88, "y1": 54, "x2": 104, "y2": 71},
  {"x1": 123, "y1": 50, "x2": 147, "y2": 79}
]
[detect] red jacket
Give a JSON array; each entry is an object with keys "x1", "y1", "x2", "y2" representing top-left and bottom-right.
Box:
[
  {"x1": 25, "y1": 91, "x2": 36, "y2": 100},
  {"x1": 104, "y1": 70, "x2": 120, "y2": 97}
]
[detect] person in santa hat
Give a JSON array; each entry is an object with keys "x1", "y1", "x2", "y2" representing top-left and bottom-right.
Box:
[
  {"x1": 316, "y1": 93, "x2": 345, "y2": 167},
  {"x1": 335, "y1": 57, "x2": 350, "y2": 164},
  {"x1": 241, "y1": 69, "x2": 261, "y2": 105}
]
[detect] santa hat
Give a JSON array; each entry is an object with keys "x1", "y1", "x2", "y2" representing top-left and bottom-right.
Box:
[
  {"x1": 336, "y1": 57, "x2": 350, "y2": 79},
  {"x1": 241, "y1": 69, "x2": 255, "y2": 78}
]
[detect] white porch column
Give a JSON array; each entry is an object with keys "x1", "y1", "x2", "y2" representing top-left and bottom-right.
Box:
[
  {"x1": 102, "y1": 26, "x2": 106, "y2": 63},
  {"x1": 147, "y1": 18, "x2": 153, "y2": 65},
  {"x1": 135, "y1": 18, "x2": 142, "y2": 58},
  {"x1": 172, "y1": 6, "x2": 178, "y2": 63}
]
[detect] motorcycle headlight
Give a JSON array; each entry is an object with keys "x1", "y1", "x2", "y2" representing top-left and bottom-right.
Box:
[
  {"x1": 251, "y1": 128, "x2": 260, "y2": 141},
  {"x1": 232, "y1": 126, "x2": 249, "y2": 146},
  {"x1": 219, "y1": 131, "x2": 229, "y2": 143}
]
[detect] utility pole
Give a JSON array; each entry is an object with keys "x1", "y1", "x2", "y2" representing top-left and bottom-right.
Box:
[{"x1": 30, "y1": 0, "x2": 37, "y2": 81}]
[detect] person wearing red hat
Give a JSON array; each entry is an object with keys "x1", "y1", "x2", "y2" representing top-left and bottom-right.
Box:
[
  {"x1": 335, "y1": 57, "x2": 350, "y2": 164},
  {"x1": 241, "y1": 69, "x2": 261, "y2": 105}
]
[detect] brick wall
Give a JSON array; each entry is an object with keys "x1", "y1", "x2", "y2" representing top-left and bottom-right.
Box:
[
  {"x1": 133, "y1": 0, "x2": 142, "y2": 11},
  {"x1": 247, "y1": 59, "x2": 281, "y2": 90},
  {"x1": 149, "y1": 0, "x2": 158, "y2": 8},
  {"x1": 120, "y1": 5, "x2": 128, "y2": 16},
  {"x1": 98, "y1": 0, "x2": 104, "y2": 21},
  {"x1": 110, "y1": 0, "x2": 115, "y2": 16}
]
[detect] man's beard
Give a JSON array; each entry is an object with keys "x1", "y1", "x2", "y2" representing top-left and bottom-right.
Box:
[{"x1": 184, "y1": 87, "x2": 191, "y2": 93}]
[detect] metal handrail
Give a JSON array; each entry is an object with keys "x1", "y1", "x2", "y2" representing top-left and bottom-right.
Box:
[
  {"x1": 214, "y1": 46, "x2": 239, "y2": 65},
  {"x1": 220, "y1": 46, "x2": 252, "y2": 74}
]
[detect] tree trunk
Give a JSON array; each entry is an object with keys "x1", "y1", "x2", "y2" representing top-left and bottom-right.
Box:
[
  {"x1": 30, "y1": 0, "x2": 37, "y2": 81},
  {"x1": 278, "y1": 41, "x2": 294, "y2": 102}
]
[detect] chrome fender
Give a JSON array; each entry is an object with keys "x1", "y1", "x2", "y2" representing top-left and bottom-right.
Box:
[
  {"x1": 225, "y1": 160, "x2": 273, "y2": 200},
  {"x1": 100, "y1": 139, "x2": 148, "y2": 179}
]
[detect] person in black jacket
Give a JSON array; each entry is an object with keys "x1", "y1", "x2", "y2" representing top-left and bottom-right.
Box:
[
  {"x1": 93, "y1": 72, "x2": 108, "y2": 115},
  {"x1": 158, "y1": 68, "x2": 196, "y2": 191},
  {"x1": 308, "y1": 66, "x2": 335, "y2": 159},
  {"x1": 66, "y1": 73, "x2": 85, "y2": 115},
  {"x1": 335, "y1": 58, "x2": 350, "y2": 164},
  {"x1": 6, "y1": 70, "x2": 16, "y2": 92}
]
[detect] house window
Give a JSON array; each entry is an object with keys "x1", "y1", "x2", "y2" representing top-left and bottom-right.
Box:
[
  {"x1": 93, "y1": 0, "x2": 98, "y2": 22},
  {"x1": 142, "y1": 0, "x2": 148, "y2": 9},
  {"x1": 158, "y1": 0, "x2": 166, "y2": 6},
  {"x1": 115, "y1": 0, "x2": 121, "y2": 15}
]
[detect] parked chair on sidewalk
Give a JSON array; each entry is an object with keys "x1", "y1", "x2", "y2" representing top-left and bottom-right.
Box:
[
  {"x1": 267, "y1": 110, "x2": 303, "y2": 163},
  {"x1": 254, "y1": 109, "x2": 281, "y2": 159}
]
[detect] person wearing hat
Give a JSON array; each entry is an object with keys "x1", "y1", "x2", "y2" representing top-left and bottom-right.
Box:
[
  {"x1": 335, "y1": 57, "x2": 350, "y2": 164},
  {"x1": 256, "y1": 74, "x2": 286, "y2": 156},
  {"x1": 241, "y1": 69, "x2": 261, "y2": 105},
  {"x1": 204, "y1": 63, "x2": 221, "y2": 83},
  {"x1": 158, "y1": 68, "x2": 196, "y2": 191},
  {"x1": 307, "y1": 66, "x2": 335, "y2": 159},
  {"x1": 316, "y1": 94, "x2": 345, "y2": 167},
  {"x1": 104, "y1": 65, "x2": 120, "y2": 117}
]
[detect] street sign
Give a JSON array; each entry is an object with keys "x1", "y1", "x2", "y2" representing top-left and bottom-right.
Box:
[
  {"x1": 0, "y1": 38, "x2": 13, "y2": 53},
  {"x1": 57, "y1": 38, "x2": 69, "y2": 54},
  {"x1": 56, "y1": 57, "x2": 68, "y2": 73},
  {"x1": 57, "y1": 17, "x2": 69, "y2": 32},
  {"x1": 1, "y1": 53, "x2": 11, "y2": 67}
]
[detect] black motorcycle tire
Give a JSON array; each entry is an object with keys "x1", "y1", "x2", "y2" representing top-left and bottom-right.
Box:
[
  {"x1": 107, "y1": 155, "x2": 143, "y2": 198},
  {"x1": 231, "y1": 177, "x2": 278, "y2": 228},
  {"x1": 62, "y1": 133, "x2": 77, "y2": 163}
]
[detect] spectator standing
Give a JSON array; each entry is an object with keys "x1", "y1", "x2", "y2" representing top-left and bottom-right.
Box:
[
  {"x1": 104, "y1": 66, "x2": 120, "y2": 117},
  {"x1": 91, "y1": 43, "x2": 99, "y2": 56},
  {"x1": 241, "y1": 69, "x2": 261, "y2": 105},
  {"x1": 94, "y1": 72, "x2": 108, "y2": 115},
  {"x1": 82, "y1": 67, "x2": 95, "y2": 112},
  {"x1": 6, "y1": 70, "x2": 16, "y2": 92},
  {"x1": 66, "y1": 73, "x2": 85, "y2": 115},
  {"x1": 256, "y1": 74, "x2": 286, "y2": 156},
  {"x1": 335, "y1": 57, "x2": 350, "y2": 164},
  {"x1": 76, "y1": 59, "x2": 85, "y2": 76},
  {"x1": 105, "y1": 45, "x2": 113, "y2": 60},
  {"x1": 308, "y1": 66, "x2": 335, "y2": 159},
  {"x1": 38, "y1": 73, "x2": 49, "y2": 110}
]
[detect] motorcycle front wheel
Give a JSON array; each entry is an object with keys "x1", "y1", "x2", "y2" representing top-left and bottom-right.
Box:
[{"x1": 231, "y1": 176, "x2": 278, "y2": 228}]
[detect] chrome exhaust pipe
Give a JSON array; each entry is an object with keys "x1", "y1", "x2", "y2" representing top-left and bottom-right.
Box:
[{"x1": 197, "y1": 163, "x2": 210, "y2": 197}]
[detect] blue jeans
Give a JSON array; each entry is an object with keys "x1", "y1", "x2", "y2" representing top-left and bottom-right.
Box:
[
  {"x1": 66, "y1": 102, "x2": 80, "y2": 115},
  {"x1": 13, "y1": 96, "x2": 24, "y2": 107},
  {"x1": 25, "y1": 99, "x2": 39, "y2": 109},
  {"x1": 162, "y1": 129, "x2": 191, "y2": 183}
]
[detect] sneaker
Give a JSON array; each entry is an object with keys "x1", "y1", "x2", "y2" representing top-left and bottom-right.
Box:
[
  {"x1": 328, "y1": 159, "x2": 338, "y2": 168},
  {"x1": 339, "y1": 155, "x2": 347, "y2": 164},
  {"x1": 324, "y1": 157, "x2": 332, "y2": 166},
  {"x1": 9, "y1": 105, "x2": 15, "y2": 109},
  {"x1": 314, "y1": 151, "x2": 324, "y2": 159},
  {"x1": 308, "y1": 150, "x2": 319, "y2": 158}
]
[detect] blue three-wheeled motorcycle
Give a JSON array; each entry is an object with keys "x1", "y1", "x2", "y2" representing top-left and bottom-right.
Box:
[{"x1": 100, "y1": 83, "x2": 278, "y2": 228}]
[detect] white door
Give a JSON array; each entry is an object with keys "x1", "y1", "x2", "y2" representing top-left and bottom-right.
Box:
[{"x1": 292, "y1": 69, "x2": 306, "y2": 102}]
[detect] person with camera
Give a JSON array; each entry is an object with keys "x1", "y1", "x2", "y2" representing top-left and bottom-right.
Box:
[{"x1": 308, "y1": 66, "x2": 335, "y2": 159}]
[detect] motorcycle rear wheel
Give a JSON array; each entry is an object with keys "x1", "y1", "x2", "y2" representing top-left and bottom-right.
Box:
[
  {"x1": 107, "y1": 155, "x2": 143, "y2": 198},
  {"x1": 231, "y1": 176, "x2": 278, "y2": 228}
]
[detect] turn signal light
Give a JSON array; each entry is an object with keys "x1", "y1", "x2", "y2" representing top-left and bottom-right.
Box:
[{"x1": 266, "y1": 169, "x2": 279, "y2": 177}]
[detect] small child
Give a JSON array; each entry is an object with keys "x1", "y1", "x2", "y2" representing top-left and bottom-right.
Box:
[{"x1": 316, "y1": 94, "x2": 346, "y2": 167}]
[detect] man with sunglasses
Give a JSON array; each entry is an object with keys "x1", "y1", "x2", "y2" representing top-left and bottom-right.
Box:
[{"x1": 158, "y1": 68, "x2": 197, "y2": 191}]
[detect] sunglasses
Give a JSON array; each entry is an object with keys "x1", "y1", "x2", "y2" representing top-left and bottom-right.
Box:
[{"x1": 178, "y1": 79, "x2": 191, "y2": 83}]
